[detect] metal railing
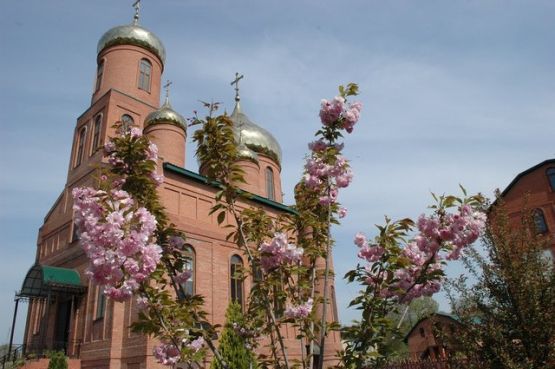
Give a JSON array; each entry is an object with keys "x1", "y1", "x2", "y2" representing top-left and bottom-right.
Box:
[{"x1": 0, "y1": 340, "x2": 82, "y2": 369}]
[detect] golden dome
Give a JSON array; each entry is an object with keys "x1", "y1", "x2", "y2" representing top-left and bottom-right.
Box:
[
  {"x1": 144, "y1": 99, "x2": 186, "y2": 130},
  {"x1": 230, "y1": 103, "x2": 282, "y2": 164},
  {"x1": 97, "y1": 24, "x2": 166, "y2": 64}
]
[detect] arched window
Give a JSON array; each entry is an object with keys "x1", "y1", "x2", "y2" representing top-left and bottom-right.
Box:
[
  {"x1": 91, "y1": 114, "x2": 102, "y2": 152},
  {"x1": 95, "y1": 61, "x2": 104, "y2": 92},
  {"x1": 533, "y1": 209, "x2": 548, "y2": 234},
  {"x1": 230, "y1": 255, "x2": 244, "y2": 306},
  {"x1": 138, "y1": 59, "x2": 152, "y2": 92},
  {"x1": 75, "y1": 126, "x2": 87, "y2": 167},
  {"x1": 179, "y1": 245, "x2": 195, "y2": 298},
  {"x1": 266, "y1": 167, "x2": 275, "y2": 200},
  {"x1": 121, "y1": 114, "x2": 134, "y2": 132},
  {"x1": 547, "y1": 168, "x2": 555, "y2": 191}
]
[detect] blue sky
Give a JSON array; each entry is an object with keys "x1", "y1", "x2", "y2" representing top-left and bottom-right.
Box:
[{"x1": 1, "y1": 0, "x2": 554, "y2": 344}]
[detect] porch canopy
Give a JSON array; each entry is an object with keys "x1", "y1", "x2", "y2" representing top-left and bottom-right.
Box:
[{"x1": 19, "y1": 264, "x2": 85, "y2": 298}]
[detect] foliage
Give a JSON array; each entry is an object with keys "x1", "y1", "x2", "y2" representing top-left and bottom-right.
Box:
[
  {"x1": 339, "y1": 191, "x2": 485, "y2": 369},
  {"x1": 446, "y1": 198, "x2": 555, "y2": 369},
  {"x1": 46, "y1": 351, "x2": 68, "y2": 369},
  {"x1": 72, "y1": 84, "x2": 488, "y2": 369},
  {"x1": 211, "y1": 303, "x2": 258, "y2": 369}
]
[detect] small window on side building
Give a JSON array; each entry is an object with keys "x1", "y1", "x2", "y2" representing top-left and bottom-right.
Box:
[
  {"x1": 547, "y1": 168, "x2": 555, "y2": 191},
  {"x1": 533, "y1": 209, "x2": 548, "y2": 234},
  {"x1": 138, "y1": 59, "x2": 152, "y2": 92}
]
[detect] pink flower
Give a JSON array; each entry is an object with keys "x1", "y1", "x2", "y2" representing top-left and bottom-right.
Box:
[
  {"x1": 129, "y1": 127, "x2": 142, "y2": 138},
  {"x1": 338, "y1": 207, "x2": 347, "y2": 218},
  {"x1": 259, "y1": 233, "x2": 303, "y2": 273},
  {"x1": 354, "y1": 232, "x2": 367, "y2": 247},
  {"x1": 284, "y1": 298, "x2": 313, "y2": 320},
  {"x1": 308, "y1": 139, "x2": 328, "y2": 152},
  {"x1": 174, "y1": 269, "x2": 192, "y2": 284},
  {"x1": 319, "y1": 96, "x2": 345, "y2": 126},
  {"x1": 169, "y1": 236, "x2": 185, "y2": 250},
  {"x1": 187, "y1": 336, "x2": 204, "y2": 352},
  {"x1": 154, "y1": 343, "x2": 180, "y2": 366}
]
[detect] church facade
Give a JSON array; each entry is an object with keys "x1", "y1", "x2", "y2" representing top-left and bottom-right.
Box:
[{"x1": 17, "y1": 10, "x2": 341, "y2": 369}]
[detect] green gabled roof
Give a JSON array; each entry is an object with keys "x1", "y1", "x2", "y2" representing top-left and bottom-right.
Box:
[
  {"x1": 163, "y1": 163, "x2": 297, "y2": 215},
  {"x1": 20, "y1": 264, "x2": 85, "y2": 298}
]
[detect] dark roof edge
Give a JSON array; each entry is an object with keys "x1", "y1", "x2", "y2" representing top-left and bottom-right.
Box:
[
  {"x1": 501, "y1": 159, "x2": 555, "y2": 197},
  {"x1": 163, "y1": 163, "x2": 296, "y2": 215}
]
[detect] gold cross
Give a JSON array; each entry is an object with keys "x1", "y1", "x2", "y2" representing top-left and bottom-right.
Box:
[
  {"x1": 230, "y1": 72, "x2": 244, "y2": 102},
  {"x1": 132, "y1": 0, "x2": 141, "y2": 25},
  {"x1": 163, "y1": 80, "x2": 172, "y2": 99}
]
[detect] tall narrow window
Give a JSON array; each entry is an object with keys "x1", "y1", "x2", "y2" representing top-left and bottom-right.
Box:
[
  {"x1": 178, "y1": 245, "x2": 195, "y2": 298},
  {"x1": 91, "y1": 115, "x2": 102, "y2": 152},
  {"x1": 75, "y1": 126, "x2": 87, "y2": 167},
  {"x1": 138, "y1": 59, "x2": 152, "y2": 92},
  {"x1": 547, "y1": 168, "x2": 555, "y2": 191},
  {"x1": 230, "y1": 255, "x2": 244, "y2": 306},
  {"x1": 95, "y1": 61, "x2": 104, "y2": 92},
  {"x1": 533, "y1": 209, "x2": 548, "y2": 234},
  {"x1": 331, "y1": 286, "x2": 339, "y2": 322},
  {"x1": 95, "y1": 287, "x2": 106, "y2": 319},
  {"x1": 266, "y1": 167, "x2": 275, "y2": 200}
]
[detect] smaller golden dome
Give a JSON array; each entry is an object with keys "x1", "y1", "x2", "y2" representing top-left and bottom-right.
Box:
[
  {"x1": 230, "y1": 103, "x2": 282, "y2": 165},
  {"x1": 237, "y1": 143, "x2": 259, "y2": 164},
  {"x1": 144, "y1": 100, "x2": 186, "y2": 130}
]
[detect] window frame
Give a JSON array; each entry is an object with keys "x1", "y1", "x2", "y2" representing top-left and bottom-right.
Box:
[
  {"x1": 533, "y1": 208, "x2": 548, "y2": 234},
  {"x1": 95, "y1": 60, "x2": 104, "y2": 92},
  {"x1": 138, "y1": 58, "x2": 152, "y2": 93},
  {"x1": 266, "y1": 166, "x2": 275, "y2": 201},
  {"x1": 230, "y1": 255, "x2": 244, "y2": 307},
  {"x1": 547, "y1": 167, "x2": 555, "y2": 191},
  {"x1": 74, "y1": 125, "x2": 87, "y2": 167},
  {"x1": 178, "y1": 245, "x2": 196, "y2": 298},
  {"x1": 95, "y1": 286, "x2": 106, "y2": 320},
  {"x1": 121, "y1": 114, "x2": 135, "y2": 132},
  {"x1": 91, "y1": 114, "x2": 103, "y2": 154}
]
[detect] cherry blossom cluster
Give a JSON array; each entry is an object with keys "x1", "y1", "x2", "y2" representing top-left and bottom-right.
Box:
[
  {"x1": 153, "y1": 337, "x2": 205, "y2": 366},
  {"x1": 72, "y1": 187, "x2": 162, "y2": 301},
  {"x1": 319, "y1": 96, "x2": 362, "y2": 133},
  {"x1": 258, "y1": 233, "x2": 304, "y2": 273},
  {"x1": 154, "y1": 343, "x2": 181, "y2": 366},
  {"x1": 284, "y1": 298, "x2": 314, "y2": 320},
  {"x1": 304, "y1": 151, "x2": 353, "y2": 206},
  {"x1": 355, "y1": 204, "x2": 486, "y2": 303},
  {"x1": 103, "y1": 127, "x2": 164, "y2": 186}
]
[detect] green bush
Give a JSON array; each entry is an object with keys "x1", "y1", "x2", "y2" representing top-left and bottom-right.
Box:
[
  {"x1": 211, "y1": 302, "x2": 257, "y2": 369},
  {"x1": 47, "y1": 351, "x2": 68, "y2": 369}
]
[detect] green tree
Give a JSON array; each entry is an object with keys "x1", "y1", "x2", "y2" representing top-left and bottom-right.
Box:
[
  {"x1": 211, "y1": 302, "x2": 258, "y2": 369},
  {"x1": 447, "y1": 199, "x2": 555, "y2": 369},
  {"x1": 47, "y1": 351, "x2": 68, "y2": 369}
]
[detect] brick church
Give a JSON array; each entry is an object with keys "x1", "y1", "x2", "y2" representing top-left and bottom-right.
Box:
[{"x1": 13, "y1": 6, "x2": 341, "y2": 369}]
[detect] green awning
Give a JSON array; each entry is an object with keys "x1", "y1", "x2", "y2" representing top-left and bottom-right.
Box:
[{"x1": 19, "y1": 264, "x2": 85, "y2": 298}]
